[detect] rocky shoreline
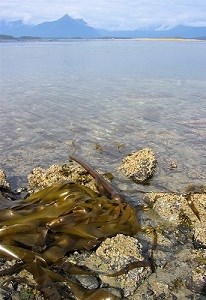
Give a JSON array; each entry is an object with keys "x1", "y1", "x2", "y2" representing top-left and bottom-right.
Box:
[{"x1": 0, "y1": 149, "x2": 205, "y2": 299}]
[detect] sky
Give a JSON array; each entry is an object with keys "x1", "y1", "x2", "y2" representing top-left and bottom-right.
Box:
[{"x1": 1, "y1": 0, "x2": 206, "y2": 30}]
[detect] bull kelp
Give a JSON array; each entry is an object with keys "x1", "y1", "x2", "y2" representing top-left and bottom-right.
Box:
[{"x1": 0, "y1": 156, "x2": 141, "y2": 299}]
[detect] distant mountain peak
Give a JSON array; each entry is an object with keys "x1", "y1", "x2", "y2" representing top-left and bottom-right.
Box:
[
  {"x1": 59, "y1": 14, "x2": 71, "y2": 20},
  {"x1": 9, "y1": 14, "x2": 100, "y2": 38},
  {"x1": 57, "y1": 14, "x2": 88, "y2": 26}
]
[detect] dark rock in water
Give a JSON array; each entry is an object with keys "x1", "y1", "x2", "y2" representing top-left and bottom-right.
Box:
[
  {"x1": 0, "y1": 185, "x2": 24, "y2": 209},
  {"x1": 0, "y1": 169, "x2": 23, "y2": 208},
  {"x1": 0, "y1": 192, "x2": 13, "y2": 210},
  {"x1": 193, "y1": 236, "x2": 206, "y2": 250},
  {"x1": 185, "y1": 266, "x2": 206, "y2": 295}
]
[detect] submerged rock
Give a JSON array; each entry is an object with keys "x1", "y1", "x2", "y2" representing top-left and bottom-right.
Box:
[
  {"x1": 128, "y1": 248, "x2": 206, "y2": 299},
  {"x1": 119, "y1": 148, "x2": 156, "y2": 182},
  {"x1": 145, "y1": 192, "x2": 206, "y2": 248}
]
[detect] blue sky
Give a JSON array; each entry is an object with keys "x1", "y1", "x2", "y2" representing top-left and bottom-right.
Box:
[{"x1": 1, "y1": 0, "x2": 206, "y2": 29}]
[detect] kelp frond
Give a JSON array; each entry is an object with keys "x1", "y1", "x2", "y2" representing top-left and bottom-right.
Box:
[{"x1": 0, "y1": 157, "x2": 140, "y2": 299}]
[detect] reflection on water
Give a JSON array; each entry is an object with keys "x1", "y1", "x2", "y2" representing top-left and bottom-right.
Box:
[{"x1": 0, "y1": 40, "x2": 206, "y2": 192}]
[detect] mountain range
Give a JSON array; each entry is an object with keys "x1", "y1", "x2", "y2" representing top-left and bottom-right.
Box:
[
  {"x1": 0, "y1": 14, "x2": 99, "y2": 38},
  {"x1": 1, "y1": 14, "x2": 206, "y2": 39}
]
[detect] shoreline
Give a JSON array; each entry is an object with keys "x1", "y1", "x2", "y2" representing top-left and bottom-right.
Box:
[
  {"x1": 1, "y1": 37, "x2": 206, "y2": 42},
  {"x1": 0, "y1": 154, "x2": 206, "y2": 299}
]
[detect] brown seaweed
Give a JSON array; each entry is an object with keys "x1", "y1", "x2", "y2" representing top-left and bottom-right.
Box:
[
  {"x1": 70, "y1": 155, "x2": 126, "y2": 202},
  {"x1": 0, "y1": 157, "x2": 141, "y2": 299},
  {"x1": 185, "y1": 193, "x2": 201, "y2": 221}
]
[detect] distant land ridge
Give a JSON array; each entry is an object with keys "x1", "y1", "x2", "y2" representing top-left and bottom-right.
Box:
[
  {"x1": 1, "y1": 14, "x2": 206, "y2": 39},
  {"x1": 0, "y1": 14, "x2": 99, "y2": 38}
]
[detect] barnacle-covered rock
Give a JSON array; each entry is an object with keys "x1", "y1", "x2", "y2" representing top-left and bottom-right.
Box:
[
  {"x1": 119, "y1": 148, "x2": 156, "y2": 182},
  {"x1": 0, "y1": 169, "x2": 10, "y2": 188},
  {"x1": 28, "y1": 162, "x2": 97, "y2": 193},
  {"x1": 192, "y1": 193, "x2": 206, "y2": 248},
  {"x1": 84, "y1": 234, "x2": 151, "y2": 297},
  {"x1": 129, "y1": 249, "x2": 206, "y2": 299},
  {"x1": 145, "y1": 192, "x2": 206, "y2": 248}
]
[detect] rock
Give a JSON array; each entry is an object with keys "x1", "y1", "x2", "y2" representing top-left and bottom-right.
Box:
[
  {"x1": 191, "y1": 193, "x2": 206, "y2": 248},
  {"x1": 168, "y1": 160, "x2": 177, "y2": 170},
  {"x1": 129, "y1": 248, "x2": 206, "y2": 299},
  {"x1": 119, "y1": 148, "x2": 156, "y2": 182},
  {"x1": 27, "y1": 162, "x2": 97, "y2": 193},
  {"x1": 0, "y1": 169, "x2": 17, "y2": 209},
  {"x1": 83, "y1": 234, "x2": 151, "y2": 297},
  {"x1": 186, "y1": 265, "x2": 206, "y2": 295},
  {"x1": 75, "y1": 275, "x2": 100, "y2": 290},
  {"x1": 0, "y1": 169, "x2": 10, "y2": 188},
  {"x1": 144, "y1": 192, "x2": 206, "y2": 248}
]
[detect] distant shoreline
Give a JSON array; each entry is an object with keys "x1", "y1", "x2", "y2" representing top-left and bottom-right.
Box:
[
  {"x1": 128, "y1": 37, "x2": 206, "y2": 42},
  {"x1": 0, "y1": 34, "x2": 205, "y2": 43}
]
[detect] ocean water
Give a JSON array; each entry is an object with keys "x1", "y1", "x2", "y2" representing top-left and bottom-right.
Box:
[{"x1": 0, "y1": 40, "x2": 206, "y2": 194}]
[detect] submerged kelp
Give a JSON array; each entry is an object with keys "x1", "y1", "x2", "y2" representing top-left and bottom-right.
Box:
[{"x1": 0, "y1": 158, "x2": 141, "y2": 299}]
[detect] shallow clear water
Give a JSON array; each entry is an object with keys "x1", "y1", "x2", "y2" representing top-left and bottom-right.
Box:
[{"x1": 0, "y1": 40, "x2": 206, "y2": 193}]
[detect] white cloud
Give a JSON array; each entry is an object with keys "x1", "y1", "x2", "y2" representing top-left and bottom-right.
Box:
[{"x1": 0, "y1": 0, "x2": 206, "y2": 29}]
